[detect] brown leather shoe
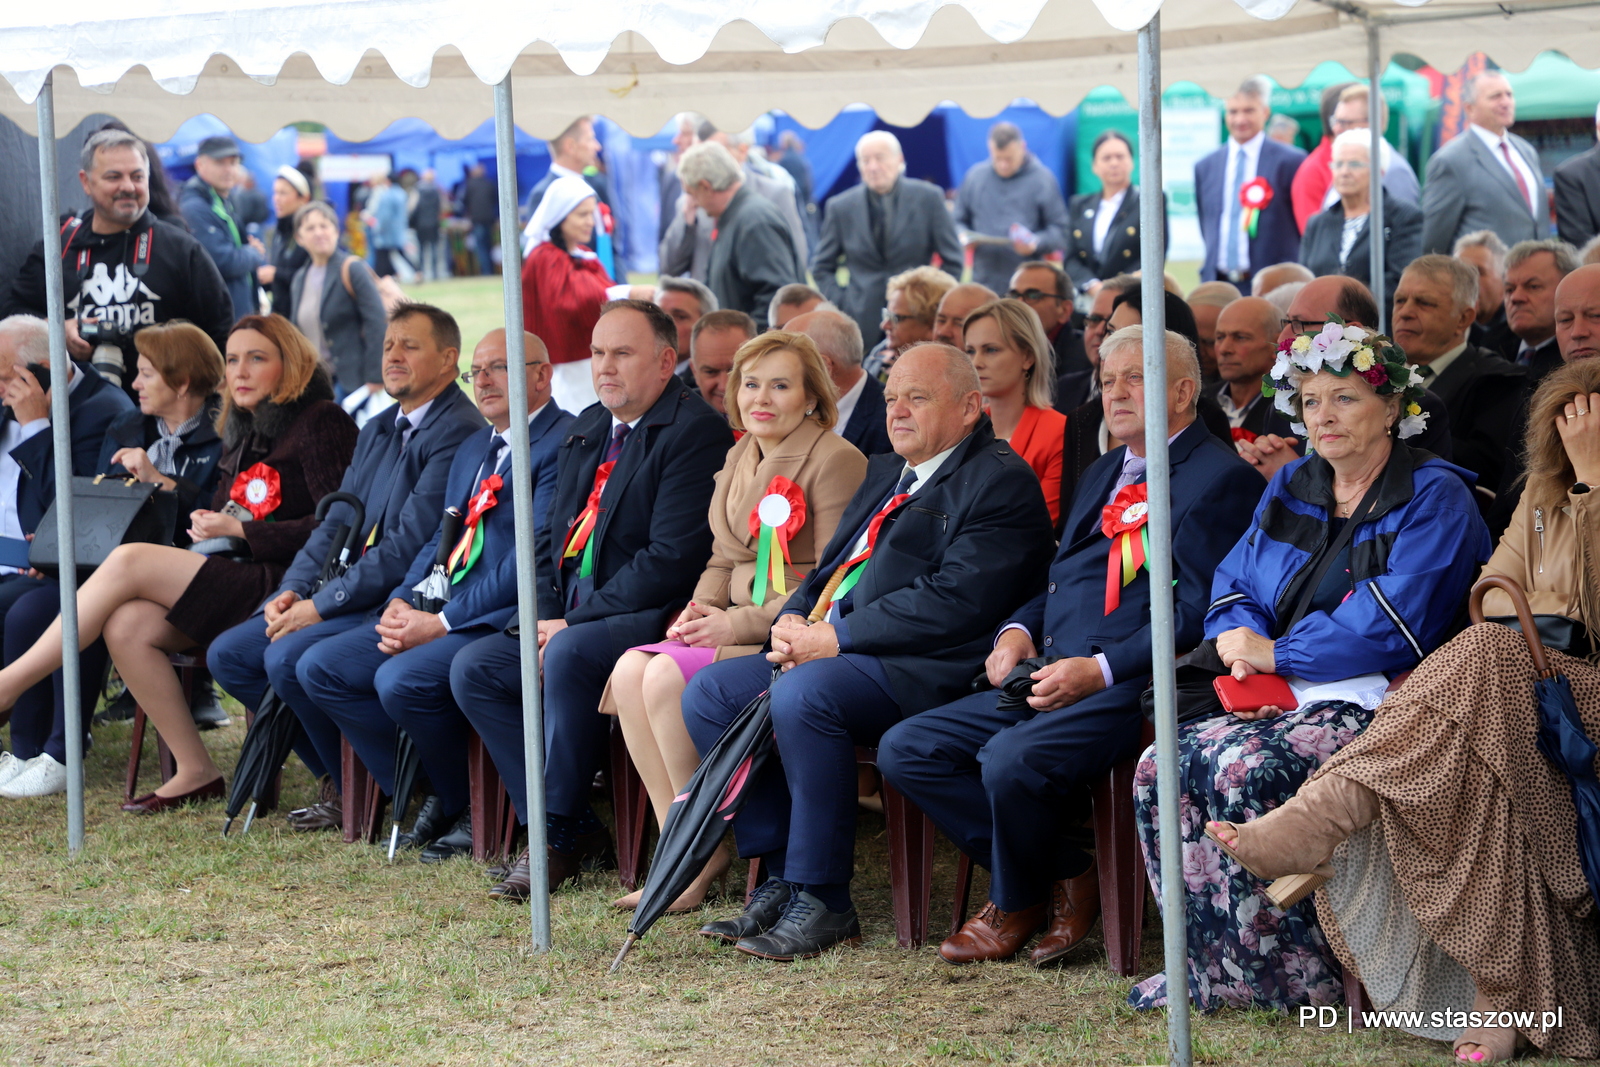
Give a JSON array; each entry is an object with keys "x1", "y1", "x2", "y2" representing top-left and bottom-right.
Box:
[
  {"x1": 1030, "y1": 865, "x2": 1101, "y2": 967},
  {"x1": 286, "y1": 801, "x2": 343, "y2": 832},
  {"x1": 938, "y1": 900, "x2": 1047, "y2": 964},
  {"x1": 490, "y1": 849, "x2": 532, "y2": 902}
]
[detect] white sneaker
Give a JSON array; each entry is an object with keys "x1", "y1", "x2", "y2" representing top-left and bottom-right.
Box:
[
  {"x1": 0, "y1": 754, "x2": 67, "y2": 798},
  {"x1": 0, "y1": 751, "x2": 27, "y2": 790}
]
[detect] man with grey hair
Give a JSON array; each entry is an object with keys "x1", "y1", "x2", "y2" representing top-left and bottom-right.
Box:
[
  {"x1": 1, "y1": 128, "x2": 231, "y2": 399},
  {"x1": 1454, "y1": 229, "x2": 1514, "y2": 358},
  {"x1": 954, "y1": 122, "x2": 1070, "y2": 293},
  {"x1": 788, "y1": 307, "x2": 891, "y2": 456},
  {"x1": 1422, "y1": 70, "x2": 1546, "y2": 254},
  {"x1": 663, "y1": 123, "x2": 807, "y2": 284},
  {"x1": 812, "y1": 130, "x2": 963, "y2": 348},
  {"x1": 683, "y1": 340, "x2": 1054, "y2": 961},
  {"x1": 1393, "y1": 254, "x2": 1526, "y2": 490},
  {"x1": 1504, "y1": 238, "x2": 1581, "y2": 379},
  {"x1": 1250, "y1": 261, "x2": 1313, "y2": 298},
  {"x1": 768, "y1": 283, "x2": 825, "y2": 330},
  {"x1": 676, "y1": 142, "x2": 802, "y2": 326},
  {"x1": 1554, "y1": 102, "x2": 1600, "y2": 249},
  {"x1": 686, "y1": 309, "x2": 756, "y2": 418},
  {"x1": 879, "y1": 323, "x2": 1262, "y2": 967},
  {"x1": 1195, "y1": 76, "x2": 1306, "y2": 287},
  {"x1": 655, "y1": 274, "x2": 717, "y2": 363}
]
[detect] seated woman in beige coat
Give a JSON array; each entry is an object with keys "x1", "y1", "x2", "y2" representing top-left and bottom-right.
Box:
[{"x1": 609, "y1": 331, "x2": 868, "y2": 911}]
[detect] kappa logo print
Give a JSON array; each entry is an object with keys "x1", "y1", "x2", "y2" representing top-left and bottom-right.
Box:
[{"x1": 70, "y1": 262, "x2": 160, "y2": 331}]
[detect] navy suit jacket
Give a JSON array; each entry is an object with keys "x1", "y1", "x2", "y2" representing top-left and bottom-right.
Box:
[
  {"x1": 8, "y1": 361, "x2": 136, "y2": 533},
  {"x1": 1004, "y1": 419, "x2": 1262, "y2": 685},
  {"x1": 546, "y1": 383, "x2": 733, "y2": 643},
  {"x1": 1195, "y1": 137, "x2": 1307, "y2": 282},
  {"x1": 280, "y1": 381, "x2": 484, "y2": 617},
  {"x1": 778, "y1": 417, "x2": 1055, "y2": 715},
  {"x1": 388, "y1": 402, "x2": 573, "y2": 632},
  {"x1": 839, "y1": 372, "x2": 892, "y2": 457}
]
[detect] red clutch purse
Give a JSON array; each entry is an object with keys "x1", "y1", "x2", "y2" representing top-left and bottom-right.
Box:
[{"x1": 1213, "y1": 673, "x2": 1298, "y2": 715}]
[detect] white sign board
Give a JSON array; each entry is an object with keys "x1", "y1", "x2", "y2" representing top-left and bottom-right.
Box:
[{"x1": 318, "y1": 154, "x2": 391, "y2": 183}]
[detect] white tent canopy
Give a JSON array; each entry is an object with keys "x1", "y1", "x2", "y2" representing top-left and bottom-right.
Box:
[{"x1": 4, "y1": 0, "x2": 1597, "y2": 140}]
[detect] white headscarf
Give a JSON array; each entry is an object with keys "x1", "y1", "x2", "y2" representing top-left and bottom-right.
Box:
[{"x1": 521, "y1": 174, "x2": 598, "y2": 255}]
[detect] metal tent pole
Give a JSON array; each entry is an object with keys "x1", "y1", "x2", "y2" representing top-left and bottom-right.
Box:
[
  {"x1": 35, "y1": 73, "x2": 86, "y2": 855},
  {"x1": 1367, "y1": 23, "x2": 1387, "y2": 334},
  {"x1": 1137, "y1": 16, "x2": 1192, "y2": 1067},
  {"x1": 492, "y1": 76, "x2": 551, "y2": 952}
]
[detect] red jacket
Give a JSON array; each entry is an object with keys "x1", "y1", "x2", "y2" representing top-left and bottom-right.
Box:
[
  {"x1": 521, "y1": 240, "x2": 616, "y2": 365},
  {"x1": 1290, "y1": 137, "x2": 1334, "y2": 235}
]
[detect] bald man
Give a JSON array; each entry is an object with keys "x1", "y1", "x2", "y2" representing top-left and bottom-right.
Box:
[
  {"x1": 932, "y1": 283, "x2": 998, "y2": 348},
  {"x1": 1212, "y1": 296, "x2": 1295, "y2": 443},
  {"x1": 297, "y1": 330, "x2": 575, "y2": 858},
  {"x1": 1557, "y1": 263, "x2": 1600, "y2": 363},
  {"x1": 683, "y1": 343, "x2": 1055, "y2": 961}
]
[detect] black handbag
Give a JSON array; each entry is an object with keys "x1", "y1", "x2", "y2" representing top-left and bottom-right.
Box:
[
  {"x1": 29, "y1": 475, "x2": 177, "y2": 578},
  {"x1": 1488, "y1": 614, "x2": 1589, "y2": 657},
  {"x1": 1141, "y1": 640, "x2": 1231, "y2": 725}
]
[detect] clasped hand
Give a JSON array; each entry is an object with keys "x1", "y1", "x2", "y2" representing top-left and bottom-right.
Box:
[
  {"x1": 667, "y1": 601, "x2": 735, "y2": 648},
  {"x1": 187, "y1": 508, "x2": 245, "y2": 542},
  {"x1": 984, "y1": 629, "x2": 1104, "y2": 711},
  {"x1": 766, "y1": 615, "x2": 838, "y2": 670},
  {"x1": 375, "y1": 597, "x2": 445, "y2": 654},
  {"x1": 1235, "y1": 433, "x2": 1301, "y2": 480},
  {"x1": 1215, "y1": 625, "x2": 1284, "y2": 719},
  {"x1": 263, "y1": 591, "x2": 322, "y2": 642}
]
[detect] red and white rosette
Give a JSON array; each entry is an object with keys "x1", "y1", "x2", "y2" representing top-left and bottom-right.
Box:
[{"x1": 229, "y1": 462, "x2": 281, "y2": 521}]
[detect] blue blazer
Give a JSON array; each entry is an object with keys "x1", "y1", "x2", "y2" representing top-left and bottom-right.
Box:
[
  {"x1": 388, "y1": 402, "x2": 573, "y2": 632},
  {"x1": 1195, "y1": 137, "x2": 1307, "y2": 282},
  {"x1": 1004, "y1": 419, "x2": 1264, "y2": 685},
  {"x1": 280, "y1": 381, "x2": 484, "y2": 617},
  {"x1": 546, "y1": 384, "x2": 733, "y2": 644},
  {"x1": 839, "y1": 372, "x2": 892, "y2": 457},
  {"x1": 779, "y1": 417, "x2": 1056, "y2": 714},
  {"x1": 8, "y1": 361, "x2": 136, "y2": 533}
]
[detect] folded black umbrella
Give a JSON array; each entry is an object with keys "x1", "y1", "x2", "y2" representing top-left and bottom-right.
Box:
[
  {"x1": 994, "y1": 656, "x2": 1058, "y2": 714},
  {"x1": 1473, "y1": 575, "x2": 1600, "y2": 912},
  {"x1": 610, "y1": 665, "x2": 781, "y2": 972},
  {"x1": 222, "y1": 685, "x2": 301, "y2": 836},
  {"x1": 386, "y1": 728, "x2": 423, "y2": 862}
]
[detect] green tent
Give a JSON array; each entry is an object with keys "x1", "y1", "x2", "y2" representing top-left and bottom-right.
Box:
[{"x1": 1503, "y1": 51, "x2": 1600, "y2": 122}]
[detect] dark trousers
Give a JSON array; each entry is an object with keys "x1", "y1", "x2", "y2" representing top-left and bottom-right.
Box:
[
  {"x1": 450, "y1": 619, "x2": 625, "y2": 826},
  {"x1": 4, "y1": 582, "x2": 103, "y2": 763},
  {"x1": 876, "y1": 681, "x2": 1147, "y2": 911},
  {"x1": 681, "y1": 653, "x2": 901, "y2": 887},
  {"x1": 298, "y1": 621, "x2": 480, "y2": 814},
  {"x1": 416, "y1": 230, "x2": 445, "y2": 279},
  {"x1": 471, "y1": 223, "x2": 496, "y2": 276},
  {"x1": 207, "y1": 613, "x2": 367, "y2": 785},
  {"x1": 371, "y1": 245, "x2": 413, "y2": 279}
]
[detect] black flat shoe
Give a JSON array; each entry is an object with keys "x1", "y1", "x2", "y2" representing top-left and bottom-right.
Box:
[
  {"x1": 734, "y1": 891, "x2": 861, "y2": 961},
  {"x1": 419, "y1": 809, "x2": 472, "y2": 863},
  {"x1": 94, "y1": 688, "x2": 137, "y2": 725},
  {"x1": 392, "y1": 795, "x2": 450, "y2": 851},
  {"x1": 699, "y1": 877, "x2": 792, "y2": 944}
]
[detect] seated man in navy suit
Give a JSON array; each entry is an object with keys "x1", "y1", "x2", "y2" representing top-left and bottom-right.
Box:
[
  {"x1": 683, "y1": 343, "x2": 1056, "y2": 962},
  {"x1": 788, "y1": 307, "x2": 893, "y2": 456},
  {"x1": 296, "y1": 330, "x2": 572, "y2": 859},
  {"x1": 209, "y1": 303, "x2": 484, "y2": 830},
  {"x1": 877, "y1": 326, "x2": 1264, "y2": 966},
  {"x1": 451, "y1": 300, "x2": 732, "y2": 899}
]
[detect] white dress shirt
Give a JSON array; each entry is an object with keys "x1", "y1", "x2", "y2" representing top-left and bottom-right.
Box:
[
  {"x1": 832, "y1": 371, "x2": 868, "y2": 436},
  {"x1": 1092, "y1": 188, "x2": 1128, "y2": 256},
  {"x1": 1220, "y1": 132, "x2": 1267, "y2": 273}
]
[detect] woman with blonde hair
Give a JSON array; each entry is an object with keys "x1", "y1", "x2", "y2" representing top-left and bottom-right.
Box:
[
  {"x1": 607, "y1": 330, "x2": 868, "y2": 911},
  {"x1": 864, "y1": 265, "x2": 957, "y2": 379},
  {"x1": 0, "y1": 315, "x2": 357, "y2": 810},
  {"x1": 1205, "y1": 358, "x2": 1600, "y2": 1062},
  {"x1": 962, "y1": 297, "x2": 1066, "y2": 526}
]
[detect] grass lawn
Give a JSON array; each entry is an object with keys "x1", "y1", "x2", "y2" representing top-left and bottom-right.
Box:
[{"x1": 0, "y1": 709, "x2": 1538, "y2": 1066}]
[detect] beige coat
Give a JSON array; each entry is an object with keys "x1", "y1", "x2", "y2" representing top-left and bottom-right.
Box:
[
  {"x1": 694, "y1": 418, "x2": 869, "y2": 653},
  {"x1": 1480, "y1": 486, "x2": 1600, "y2": 633}
]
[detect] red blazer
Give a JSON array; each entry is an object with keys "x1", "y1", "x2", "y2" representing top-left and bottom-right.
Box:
[
  {"x1": 1009, "y1": 403, "x2": 1068, "y2": 527},
  {"x1": 521, "y1": 240, "x2": 616, "y2": 365}
]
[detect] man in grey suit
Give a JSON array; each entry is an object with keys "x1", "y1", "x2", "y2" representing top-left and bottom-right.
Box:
[
  {"x1": 811, "y1": 132, "x2": 963, "y2": 349},
  {"x1": 1554, "y1": 105, "x2": 1600, "y2": 250},
  {"x1": 1421, "y1": 71, "x2": 1547, "y2": 254},
  {"x1": 679, "y1": 142, "x2": 803, "y2": 327}
]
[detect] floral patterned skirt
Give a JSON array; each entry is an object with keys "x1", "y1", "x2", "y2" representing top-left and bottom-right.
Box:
[{"x1": 1127, "y1": 700, "x2": 1373, "y2": 1012}]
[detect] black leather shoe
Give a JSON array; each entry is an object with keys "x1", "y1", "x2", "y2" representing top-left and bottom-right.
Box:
[
  {"x1": 94, "y1": 688, "x2": 137, "y2": 725},
  {"x1": 699, "y1": 877, "x2": 793, "y2": 944},
  {"x1": 419, "y1": 809, "x2": 473, "y2": 863},
  {"x1": 189, "y1": 685, "x2": 232, "y2": 730},
  {"x1": 735, "y1": 891, "x2": 861, "y2": 961},
  {"x1": 393, "y1": 795, "x2": 450, "y2": 851}
]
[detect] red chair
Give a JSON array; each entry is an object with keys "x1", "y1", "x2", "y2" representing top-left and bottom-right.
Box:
[
  {"x1": 340, "y1": 736, "x2": 383, "y2": 844},
  {"x1": 608, "y1": 719, "x2": 653, "y2": 891},
  {"x1": 124, "y1": 653, "x2": 197, "y2": 804},
  {"x1": 467, "y1": 729, "x2": 517, "y2": 863}
]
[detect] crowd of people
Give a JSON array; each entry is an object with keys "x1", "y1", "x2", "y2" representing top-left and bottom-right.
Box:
[{"x1": 2, "y1": 71, "x2": 1600, "y2": 1066}]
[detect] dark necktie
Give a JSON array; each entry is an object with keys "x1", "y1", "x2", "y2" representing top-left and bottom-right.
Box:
[
  {"x1": 1414, "y1": 364, "x2": 1435, "y2": 381},
  {"x1": 475, "y1": 432, "x2": 505, "y2": 486},
  {"x1": 367, "y1": 414, "x2": 411, "y2": 544},
  {"x1": 605, "y1": 423, "x2": 630, "y2": 464},
  {"x1": 1498, "y1": 140, "x2": 1533, "y2": 214}
]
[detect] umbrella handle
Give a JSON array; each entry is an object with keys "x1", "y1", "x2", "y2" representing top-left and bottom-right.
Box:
[
  {"x1": 1469, "y1": 575, "x2": 1555, "y2": 678},
  {"x1": 806, "y1": 562, "x2": 853, "y2": 624}
]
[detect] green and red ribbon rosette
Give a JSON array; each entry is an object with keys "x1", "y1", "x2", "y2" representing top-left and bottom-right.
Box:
[
  {"x1": 229, "y1": 462, "x2": 281, "y2": 520},
  {"x1": 1101, "y1": 482, "x2": 1151, "y2": 615},
  {"x1": 446, "y1": 474, "x2": 502, "y2": 583},
  {"x1": 562, "y1": 460, "x2": 616, "y2": 579},
  {"x1": 747, "y1": 476, "x2": 807, "y2": 606},
  {"x1": 1239, "y1": 177, "x2": 1273, "y2": 239}
]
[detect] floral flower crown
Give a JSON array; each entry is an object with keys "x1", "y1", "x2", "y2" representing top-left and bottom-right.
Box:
[{"x1": 1261, "y1": 316, "x2": 1430, "y2": 440}]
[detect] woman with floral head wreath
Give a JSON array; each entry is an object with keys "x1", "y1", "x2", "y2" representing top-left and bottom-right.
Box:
[{"x1": 1127, "y1": 319, "x2": 1491, "y2": 1014}]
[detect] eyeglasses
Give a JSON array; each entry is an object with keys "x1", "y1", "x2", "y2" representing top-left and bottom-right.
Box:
[
  {"x1": 1285, "y1": 317, "x2": 1325, "y2": 336},
  {"x1": 1007, "y1": 288, "x2": 1064, "y2": 304},
  {"x1": 1330, "y1": 160, "x2": 1370, "y2": 171},
  {"x1": 461, "y1": 360, "x2": 545, "y2": 383},
  {"x1": 881, "y1": 308, "x2": 917, "y2": 325},
  {"x1": 1084, "y1": 313, "x2": 1109, "y2": 326}
]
